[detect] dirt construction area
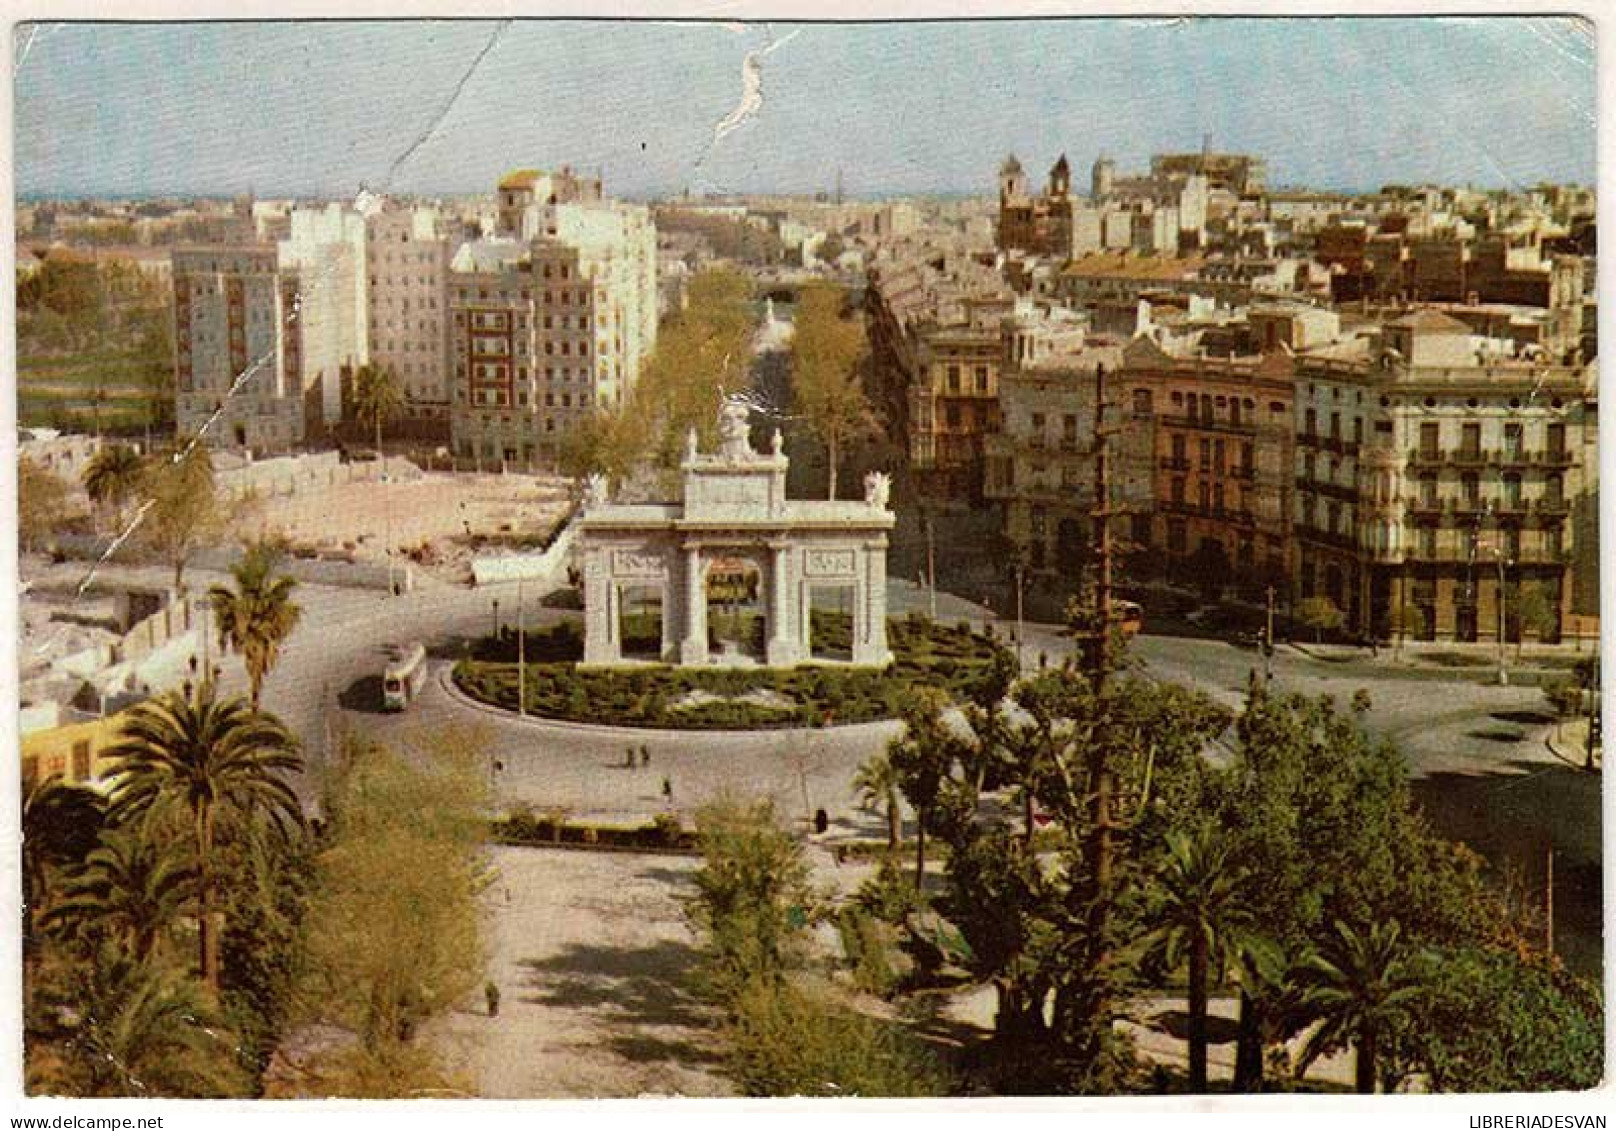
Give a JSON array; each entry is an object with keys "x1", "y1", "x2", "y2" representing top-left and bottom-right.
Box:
[
  {"x1": 236, "y1": 469, "x2": 574, "y2": 583},
  {"x1": 438, "y1": 846, "x2": 732, "y2": 1099}
]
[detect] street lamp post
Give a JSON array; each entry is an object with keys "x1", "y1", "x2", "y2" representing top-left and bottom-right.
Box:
[
  {"x1": 517, "y1": 579, "x2": 526, "y2": 718},
  {"x1": 492, "y1": 598, "x2": 500, "y2": 643},
  {"x1": 1496, "y1": 550, "x2": 1510, "y2": 687},
  {"x1": 1014, "y1": 560, "x2": 1026, "y2": 671},
  {"x1": 1264, "y1": 584, "x2": 1276, "y2": 683}
]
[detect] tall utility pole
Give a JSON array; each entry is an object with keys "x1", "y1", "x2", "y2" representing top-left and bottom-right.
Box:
[
  {"x1": 1545, "y1": 843, "x2": 1555, "y2": 957},
  {"x1": 925, "y1": 513, "x2": 937, "y2": 620},
  {"x1": 1496, "y1": 550, "x2": 1510, "y2": 686}
]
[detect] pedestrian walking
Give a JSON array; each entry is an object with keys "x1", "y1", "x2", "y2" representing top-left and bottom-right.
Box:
[
  {"x1": 485, "y1": 981, "x2": 501, "y2": 1018},
  {"x1": 640, "y1": 744, "x2": 651, "y2": 768},
  {"x1": 662, "y1": 776, "x2": 672, "y2": 801},
  {"x1": 625, "y1": 745, "x2": 636, "y2": 769}
]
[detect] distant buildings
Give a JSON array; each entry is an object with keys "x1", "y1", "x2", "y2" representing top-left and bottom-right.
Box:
[{"x1": 366, "y1": 203, "x2": 455, "y2": 430}]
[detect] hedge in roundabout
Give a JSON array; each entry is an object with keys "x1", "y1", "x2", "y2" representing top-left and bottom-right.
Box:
[{"x1": 453, "y1": 612, "x2": 1011, "y2": 730}]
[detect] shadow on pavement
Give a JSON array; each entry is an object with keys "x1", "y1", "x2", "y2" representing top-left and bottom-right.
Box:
[
  {"x1": 1146, "y1": 1009, "x2": 1240, "y2": 1045},
  {"x1": 338, "y1": 675, "x2": 385, "y2": 713},
  {"x1": 516, "y1": 939, "x2": 712, "y2": 1034},
  {"x1": 1412, "y1": 759, "x2": 1603, "y2": 979}
]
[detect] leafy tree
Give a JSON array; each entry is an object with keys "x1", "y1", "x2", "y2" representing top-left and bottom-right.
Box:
[
  {"x1": 43, "y1": 826, "x2": 195, "y2": 963},
  {"x1": 208, "y1": 541, "x2": 304, "y2": 709},
  {"x1": 296, "y1": 739, "x2": 485, "y2": 1060},
  {"x1": 852, "y1": 751, "x2": 904, "y2": 856},
  {"x1": 1381, "y1": 946, "x2": 1602, "y2": 1092},
  {"x1": 137, "y1": 439, "x2": 220, "y2": 592},
  {"x1": 18, "y1": 456, "x2": 74, "y2": 554},
  {"x1": 790, "y1": 281, "x2": 874, "y2": 499},
  {"x1": 81, "y1": 443, "x2": 147, "y2": 530},
  {"x1": 1513, "y1": 581, "x2": 1557, "y2": 656},
  {"x1": 886, "y1": 687, "x2": 964, "y2": 891},
  {"x1": 27, "y1": 945, "x2": 249, "y2": 1097},
  {"x1": 1296, "y1": 596, "x2": 1344, "y2": 643},
  {"x1": 1133, "y1": 824, "x2": 1267, "y2": 1093},
  {"x1": 1293, "y1": 919, "x2": 1427, "y2": 1094},
  {"x1": 104, "y1": 683, "x2": 303, "y2": 992},
  {"x1": 687, "y1": 796, "x2": 814, "y2": 998}
]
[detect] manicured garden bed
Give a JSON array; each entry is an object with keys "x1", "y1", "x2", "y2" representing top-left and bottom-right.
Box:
[{"x1": 454, "y1": 612, "x2": 1010, "y2": 730}]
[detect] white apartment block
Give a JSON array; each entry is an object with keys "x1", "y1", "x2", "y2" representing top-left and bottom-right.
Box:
[
  {"x1": 366, "y1": 204, "x2": 453, "y2": 426},
  {"x1": 449, "y1": 175, "x2": 657, "y2": 466},
  {"x1": 173, "y1": 246, "x2": 304, "y2": 451},
  {"x1": 278, "y1": 203, "x2": 369, "y2": 431}
]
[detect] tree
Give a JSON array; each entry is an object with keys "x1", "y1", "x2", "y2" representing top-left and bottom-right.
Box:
[
  {"x1": 790, "y1": 281, "x2": 874, "y2": 499},
  {"x1": 104, "y1": 683, "x2": 303, "y2": 992},
  {"x1": 1381, "y1": 946, "x2": 1602, "y2": 1092},
  {"x1": 296, "y1": 737, "x2": 486, "y2": 1064},
  {"x1": 27, "y1": 945, "x2": 249, "y2": 1097},
  {"x1": 852, "y1": 751, "x2": 904, "y2": 856},
  {"x1": 687, "y1": 796, "x2": 814, "y2": 999},
  {"x1": 138, "y1": 439, "x2": 219, "y2": 592},
  {"x1": 1296, "y1": 596, "x2": 1344, "y2": 644},
  {"x1": 21, "y1": 778, "x2": 107, "y2": 1004},
  {"x1": 1294, "y1": 919, "x2": 1426, "y2": 1093},
  {"x1": 886, "y1": 688, "x2": 964, "y2": 892},
  {"x1": 1513, "y1": 581, "x2": 1557, "y2": 656},
  {"x1": 43, "y1": 827, "x2": 195, "y2": 964},
  {"x1": 81, "y1": 443, "x2": 147, "y2": 531},
  {"x1": 19, "y1": 456, "x2": 73, "y2": 554},
  {"x1": 1133, "y1": 824, "x2": 1266, "y2": 1093},
  {"x1": 208, "y1": 541, "x2": 304, "y2": 709},
  {"x1": 350, "y1": 362, "x2": 404, "y2": 452}
]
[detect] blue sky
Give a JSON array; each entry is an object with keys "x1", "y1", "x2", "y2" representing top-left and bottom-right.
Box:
[{"x1": 11, "y1": 17, "x2": 1597, "y2": 199}]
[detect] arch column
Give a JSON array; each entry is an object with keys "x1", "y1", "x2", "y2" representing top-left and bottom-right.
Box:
[
  {"x1": 679, "y1": 542, "x2": 708, "y2": 665},
  {"x1": 765, "y1": 540, "x2": 797, "y2": 666}
]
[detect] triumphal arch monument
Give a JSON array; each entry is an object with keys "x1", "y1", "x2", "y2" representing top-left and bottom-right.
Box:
[{"x1": 576, "y1": 401, "x2": 895, "y2": 667}]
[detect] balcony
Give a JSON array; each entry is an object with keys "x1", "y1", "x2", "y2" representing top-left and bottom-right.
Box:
[
  {"x1": 1407, "y1": 497, "x2": 1444, "y2": 519},
  {"x1": 1451, "y1": 496, "x2": 1488, "y2": 517},
  {"x1": 1230, "y1": 464, "x2": 1257, "y2": 482},
  {"x1": 1451, "y1": 447, "x2": 1488, "y2": 467},
  {"x1": 1408, "y1": 447, "x2": 1445, "y2": 467},
  {"x1": 1160, "y1": 456, "x2": 1190, "y2": 472},
  {"x1": 1535, "y1": 496, "x2": 1571, "y2": 517}
]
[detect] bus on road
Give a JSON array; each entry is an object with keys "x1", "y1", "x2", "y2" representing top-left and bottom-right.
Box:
[{"x1": 382, "y1": 642, "x2": 428, "y2": 711}]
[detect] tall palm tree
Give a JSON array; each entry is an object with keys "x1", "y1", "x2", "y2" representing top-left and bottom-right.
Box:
[
  {"x1": 1135, "y1": 824, "x2": 1263, "y2": 1094},
  {"x1": 81, "y1": 443, "x2": 147, "y2": 529},
  {"x1": 852, "y1": 751, "x2": 903, "y2": 855},
  {"x1": 43, "y1": 826, "x2": 196, "y2": 963},
  {"x1": 207, "y1": 541, "x2": 303, "y2": 709},
  {"x1": 103, "y1": 682, "x2": 303, "y2": 993},
  {"x1": 29, "y1": 944, "x2": 248, "y2": 1097},
  {"x1": 1295, "y1": 919, "x2": 1427, "y2": 1094}
]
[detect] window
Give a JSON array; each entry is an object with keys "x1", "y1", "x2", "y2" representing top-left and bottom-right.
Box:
[
  {"x1": 1062, "y1": 415, "x2": 1077, "y2": 444},
  {"x1": 1167, "y1": 519, "x2": 1187, "y2": 553},
  {"x1": 1504, "y1": 474, "x2": 1522, "y2": 509},
  {"x1": 1198, "y1": 438, "x2": 1211, "y2": 471},
  {"x1": 1545, "y1": 524, "x2": 1563, "y2": 558},
  {"x1": 947, "y1": 365, "x2": 961, "y2": 393},
  {"x1": 1305, "y1": 407, "x2": 1317, "y2": 437},
  {"x1": 1420, "y1": 474, "x2": 1438, "y2": 506},
  {"x1": 975, "y1": 366, "x2": 989, "y2": 392},
  {"x1": 1461, "y1": 422, "x2": 1481, "y2": 457},
  {"x1": 1462, "y1": 473, "x2": 1479, "y2": 505},
  {"x1": 1420, "y1": 421, "x2": 1440, "y2": 457},
  {"x1": 947, "y1": 404, "x2": 962, "y2": 428},
  {"x1": 1504, "y1": 527, "x2": 1521, "y2": 561},
  {"x1": 1547, "y1": 422, "x2": 1566, "y2": 458},
  {"x1": 1420, "y1": 526, "x2": 1438, "y2": 559},
  {"x1": 1133, "y1": 389, "x2": 1153, "y2": 416},
  {"x1": 1198, "y1": 482, "x2": 1211, "y2": 511},
  {"x1": 1171, "y1": 477, "x2": 1186, "y2": 505},
  {"x1": 1171, "y1": 434, "x2": 1186, "y2": 464}
]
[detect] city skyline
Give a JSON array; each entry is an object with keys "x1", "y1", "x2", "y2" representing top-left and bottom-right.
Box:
[{"x1": 13, "y1": 16, "x2": 1597, "y2": 200}]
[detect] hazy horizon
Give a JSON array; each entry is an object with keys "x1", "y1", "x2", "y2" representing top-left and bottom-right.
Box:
[{"x1": 13, "y1": 17, "x2": 1596, "y2": 201}]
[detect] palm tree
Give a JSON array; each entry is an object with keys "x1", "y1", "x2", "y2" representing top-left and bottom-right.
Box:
[
  {"x1": 1294, "y1": 919, "x2": 1426, "y2": 1094},
  {"x1": 29, "y1": 944, "x2": 248, "y2": 1097},
  {"x1": 350, "y1": 362, "x2": 404, "y2": 455},
  {"x1": 81, "y1": 443, "x2": 146, "y2": 530},
  {"x1": 103, "y1": 682, "x2": 303, "y2": 993},
  {"x1": 43, "y1": 826, "x2": 196, "y2": 963},
  {"x1": 852, "y1": 751, "x2": 903, "y2": 855},
  {"x1": 21, "y1": 778, "x2": 107, "y2": 1004},
  {"x1": 1135, "y1": 824, "x2": 1263, "y2": 1093},
  {"x1": 208, "y1": 541, "x2": 303, "y2": 709}
]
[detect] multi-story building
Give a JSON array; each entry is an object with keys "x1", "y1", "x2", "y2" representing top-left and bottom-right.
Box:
[
  {"x1": 366, "y1": 203, "x2": 455, "y2": 433},
  {"x1": 1292, "y1": 309, "x2": 1597, "y2": 644},
  {"x1": 865, "y1": 250, "x2": 1015, "y2": 497},
  {"x1": 448, "y1": 172, "x2": 657, "y2": 465},
  {"x1": 173, "y1": 246, "x2": 304, "y2": 451},
  {"x1": 1121, "y1": 336, "x2": 1296, "y2": 589},
  {"x1": 277, "y1": 204, "x2": 370, "y2": 436}
]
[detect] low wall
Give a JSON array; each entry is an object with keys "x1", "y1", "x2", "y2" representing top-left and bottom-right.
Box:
[
  {"x1": 471, "y1": 520, "x2": 577, "y2": 587},
  {"x1": 217, "y1": 452, "x2": 422, "y2": 501}
]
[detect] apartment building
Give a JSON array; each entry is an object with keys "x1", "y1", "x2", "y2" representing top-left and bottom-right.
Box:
[
  {"x1": 1292, "y1": 309, "x2": 1597, "y2": 643},
  {"x1": 366, "y1": 204, "x2": 454, "y2": 432},
  {"x1": 449, "y1": 172, "x2": 657, "y2": 465},
  {"x1": 277, "y1": 204, "x2": 369, "y2": 435},
  {"x1": 173, "y1": 245, "x2": 304, "y2": 450}
]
